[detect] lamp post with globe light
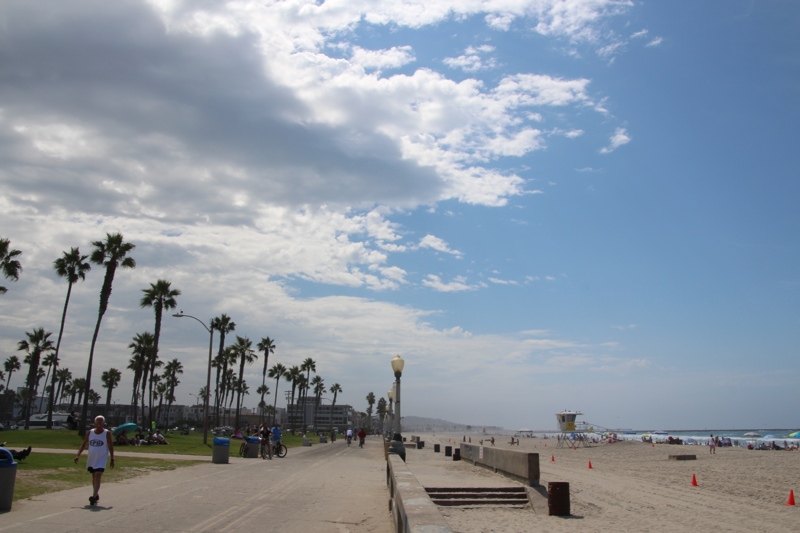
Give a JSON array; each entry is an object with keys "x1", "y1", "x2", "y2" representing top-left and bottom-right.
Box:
[
  {"x1": 389, "y1": 355, "x2": 406, "y2": 461},
  {"x1": 173, "y1": 313, "x2": 214, "y2": 445}
]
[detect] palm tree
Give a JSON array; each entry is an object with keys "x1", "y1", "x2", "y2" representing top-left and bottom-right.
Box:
[
  {"x1": 284, "y1": 365, "x2": 302, "y2": 430},
  {"x1": 49, "y1": 247, "x2": 91, "y2": 427},
  {"x1": 230, "y1": 336, "x2": 256, "y2": 429},
  {"x1": 41, "y1": 351, "x2": 58, "y2": 427},
  {"x1": 256, "y1": 384, "x2": 270, "y2": 422},
  {"x1": 211, "y1": 314, "x2": 235, "y2": 424},
  {"x1": 268, "y1": 363, "x2": 287, "y2": 426},
  {"x1": 4, "y1": 355, "x2": 21, "y2": 389},
  {"x1": 80, "y1": 232, "x2": 136, "y2": 436},
  {"x1": 329, "y1": 383, "x2": 342, "y2": 409},
  {"x1": 55, "y1": 367, "x2": 72, "y2": 404},
  {"x1": 163, "y1": 358, "x2": 183, "y2": 426},
  {"x1": 300, "y1": 358, "x2": 316, "y2": 432},
  {"x1": 18, "y1": 328, "x2": 55, "y2": 428},
  {"x1": 101, "y1": 368, "x2": 121, "y2": 420},
  {"x1": 140, "y1": 279, "x2": 180, "y2": 426},
  {"x1": 311, "y1": 375, "x2": 325, "y2": 430},
  {"x1": 127, "y1": 332, "x2": 152, "y2": 424},
  {"x1": 377, "y1": 397, "x2": 387, "y2": 434},
  {"x1": 257, "y1": 337, "x2": 275, "y2": 420},
  {"x1": 365, "y1": 392, "x2": 376, "y2": 432},
  {"x1": 154, "y1": 380, "x2": 168, "y2": 426},
  {"x1": 0, "y1": 237, "x2": 22, "y2": 294},
  {"x1": 70, "y1": 378, "x2": 86, "y2": 411}
]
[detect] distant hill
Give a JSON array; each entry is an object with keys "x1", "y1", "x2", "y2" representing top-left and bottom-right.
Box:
[{"x1": 402, "y1": 415, "x2": 503, "y2": 433}]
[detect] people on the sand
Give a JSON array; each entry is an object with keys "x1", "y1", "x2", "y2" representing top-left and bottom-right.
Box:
[
  {"x1": 358, "y1": 427, "x2": 367, "y2": 448},
  {"x1": 709, "y1": 434, "x2": 716, "y2": 454},
  {"x1": 75, "y1": 415, "x2": 115, "y2": 506}
]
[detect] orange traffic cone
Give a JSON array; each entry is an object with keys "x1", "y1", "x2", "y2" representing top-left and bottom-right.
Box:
[
  {"x1": 691, "y1": 474, "x2": 698, "y2": 487},
  {"x1": 588, "y1": 461, "x2": 593, "y2": 469},
  {"x1": 787, "y1": 490, "x2": 796, "y2": 506},
  {"x1": 551, "y1": 454, "x2": 555, "y2": 462}
]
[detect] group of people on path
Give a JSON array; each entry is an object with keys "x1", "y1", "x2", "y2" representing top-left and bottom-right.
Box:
[{"x1": 256, "y1": 422, "x2": 282, "y2": 459}]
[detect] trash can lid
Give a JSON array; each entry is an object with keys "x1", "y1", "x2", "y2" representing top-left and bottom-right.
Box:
[
  {"x1": 213, "y1": 437, "x2": 230, "y2": 445},
  {"x1": 246, "y1": 436, "x2": 260, "y2": 443},
  {"x1": 0, "y1": 448, "x2": 16, "y2": 466}
]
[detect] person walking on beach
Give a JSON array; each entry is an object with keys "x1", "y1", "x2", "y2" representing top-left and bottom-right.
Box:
[
  {"x1": 74, "y1": 415, "x2": 115, "y2": 505},
  {"x1": 709, "y1": 434, "x2": 716, "y2": 454}
]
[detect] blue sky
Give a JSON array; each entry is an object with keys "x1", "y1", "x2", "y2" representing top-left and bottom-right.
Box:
[{"x1": 1, "y1": 0, "x2": 798, "y2": 431}]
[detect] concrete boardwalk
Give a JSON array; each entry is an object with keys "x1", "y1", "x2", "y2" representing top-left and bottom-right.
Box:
[{"x1": 1, "y1": 437, "x2": 393, "y2": 533}]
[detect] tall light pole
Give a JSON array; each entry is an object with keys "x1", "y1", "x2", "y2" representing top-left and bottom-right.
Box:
[
  {"x1": 389, "y1": 354, "x2": 405, "y2": 461},
  {"x1": 173, "y1": 313, "x2": 214, "y2": 445}
]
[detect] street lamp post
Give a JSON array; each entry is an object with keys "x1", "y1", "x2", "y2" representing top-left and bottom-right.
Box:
[
  {"x1": 388, "y1": 355, "x2": 406, "y2": 461},
  {"x1": 173, "y1": 313, "x2": 214, "y2": 445}
]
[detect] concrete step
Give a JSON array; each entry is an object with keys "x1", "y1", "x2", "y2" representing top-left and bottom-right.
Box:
[{"x1": 426, "y1": 487, "x2": 528, "y2": 508}]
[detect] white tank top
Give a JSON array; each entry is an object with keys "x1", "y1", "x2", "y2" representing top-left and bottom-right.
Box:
[{"x1": 87, "y1": 429, "x2": 110, "y2": 470}]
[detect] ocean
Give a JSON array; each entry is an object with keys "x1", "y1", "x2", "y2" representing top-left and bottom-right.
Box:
[{"x1": 529, "y1": 428, "x2": 800, "y2": 447}]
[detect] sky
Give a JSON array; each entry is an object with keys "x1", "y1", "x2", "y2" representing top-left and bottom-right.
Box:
[{"x1": 1, "y1": 0, "x2": 798, "y2": 432}]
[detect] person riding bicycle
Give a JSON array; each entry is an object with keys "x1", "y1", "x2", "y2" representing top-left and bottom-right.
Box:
[
  {"x1": 259, "y1": 423, "x2": 272, "y2": 459},
  {"x1": 271, "y1": 423, "x2": 282, "y2": 450},
  {"x1": 346, "y1": 428, "x2": 353, "y2": 446},
  {"x1": 357, "y1": 427, "x2": 366, "y2": 448}
]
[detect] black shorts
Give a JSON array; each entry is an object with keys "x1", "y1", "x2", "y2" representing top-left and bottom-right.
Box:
[{"x1": 87, "y1": 467, "x2": 105, "y2": 473}]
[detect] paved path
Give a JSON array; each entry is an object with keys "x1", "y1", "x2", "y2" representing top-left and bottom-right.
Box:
[{"x1": 2, "y1": 438, "x2": 393, "y2": 533}]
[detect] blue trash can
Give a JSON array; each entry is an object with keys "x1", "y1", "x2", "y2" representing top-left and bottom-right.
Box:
[
  {"x1": 0, "y1": 448, "x2": 17, "y2": 511},
  {"x1": 246, "y1": 436, "x2": 260, "y2": 458},
  {"x1": 212, "y1": 437, "x2": 230, "y2": 464}
]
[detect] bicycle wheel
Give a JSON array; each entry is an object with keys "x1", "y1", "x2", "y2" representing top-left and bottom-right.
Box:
[
  {"x1": 260, "y1": 443, "x2": 268, "y2": 459},
  {"x1": 276, "y1": 443, "x2": 287, "y2": 458},
  {"x1": 239, "y1": 442, "x2": 248, "y2": 457}
]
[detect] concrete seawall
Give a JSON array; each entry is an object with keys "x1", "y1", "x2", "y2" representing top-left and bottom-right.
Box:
[{"x1": 459, "y1": 443, "x2": 540, "y2": 487}]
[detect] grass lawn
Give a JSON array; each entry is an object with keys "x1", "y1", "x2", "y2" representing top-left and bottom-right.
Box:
[
  {"x1": 2, "y1": 429, "x2": 309, "y2": 501},
  {"x1": 1, "y1": 428, "x2": 306, "y2": 456}
]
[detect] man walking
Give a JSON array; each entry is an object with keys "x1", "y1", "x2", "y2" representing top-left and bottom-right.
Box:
[{"x1": 75, "y1": 415, "x2": 115, "y2": 505}]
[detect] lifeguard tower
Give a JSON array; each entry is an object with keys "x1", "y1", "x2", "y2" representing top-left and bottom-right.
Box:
[{"x1": 555, "y1": 410, "x2": 587, "y2": 448}]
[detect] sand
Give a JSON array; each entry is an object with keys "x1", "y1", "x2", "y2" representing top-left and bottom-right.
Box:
[{"x1": 402, "y1": 432, "x2": 799, "y2": 532}]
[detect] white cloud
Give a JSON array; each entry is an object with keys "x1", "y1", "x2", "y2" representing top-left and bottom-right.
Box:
[
  {"x1": 600, "y1": 127, "x2": 631, "y2": 153},
  {"x1": 422, "y1": 274, "x2": 477, "y2": 292},
  {"x1": 350, "y1": 45, "x2": 415, "y2": 71},
  {"x1": 418, "y1": 234, "x2": 463, "y2": 258},
  {"x1": 646, "y1": 37, "x2": 663, "y2": 47},
  {"x1": 443, "y1": 45, "x2": 497, "y2": 73}
]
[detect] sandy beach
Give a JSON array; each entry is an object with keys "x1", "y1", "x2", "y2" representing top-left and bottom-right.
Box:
[{"x1": 402, "y1": 431, "x2": 799, "y2": 532}]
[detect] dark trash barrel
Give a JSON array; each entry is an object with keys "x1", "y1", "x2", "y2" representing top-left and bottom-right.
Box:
[
  {"x1": 434, "y1": 444, "x2": 440, "y2": 453},
  {"x1": 453, "y1": 448, "x2": 461, "y2": 461},
  {"x1": 548, "y1": 482, "x2": 570, "y2": 516},
  {"x1": 246, "y1": 436, "x2": 260, "y2": 458},
  {"x1": 418, "y1": 441, "x2": 424, "y2": 449},
  {"x1": 0, "y1": 448, "x2": 17, "y2": 511},
  {"x1": 445, "y1": 446, "x2": 452, "y2": 457},
  {"x1": 212, "y1": 437, "x2": 230, "y2": 464}
]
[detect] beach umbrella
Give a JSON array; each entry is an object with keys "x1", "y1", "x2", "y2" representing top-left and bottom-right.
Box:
[
  {"x1": 789, "y1": 431, "x2": 800, "y2": 438},
  {"x1": 112, "y1": 423, "x2": 139, "y2": 437},
  {"x1": 762, "y1": 434, "x2": 776, "y2": 439}
]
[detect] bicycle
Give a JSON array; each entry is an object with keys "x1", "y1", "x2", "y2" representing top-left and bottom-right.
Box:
[
  {"x1": 272, "y1": 439, "x2": 287, "y2": 458},
  {"x1": 239, "y1": 441, "x2": 249, "y2": 457},
  {"x1": 260, "y1": 438, "x2": 271, "y2": 459}
]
